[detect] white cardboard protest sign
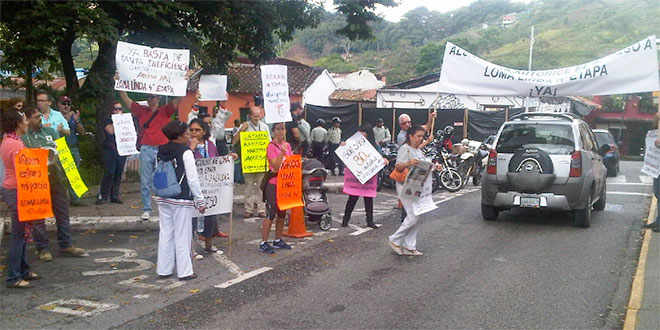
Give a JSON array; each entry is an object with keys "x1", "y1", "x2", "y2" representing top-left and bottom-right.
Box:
[
  {"x1": 260, "y1": 65, "x2": 292, "y2": 123},
  {"x1": 335, "y1": 132, "x2": 385, "y2": 184},
  {"x1": 642, "y1": 130, "x2": 660, "y2": 178},
  {"x1": 199, "y1": 75, "x2": 228, "y2": 101},
  {"x1": 400, "y1": 160, "x2": 433, "y2": 202},
  {"x1": 194, "y1": 156, "x2": 234, "y2": 217},
  {"x1": 439, "y1": 36, "x2": 659, "y2": 96},
  {"x1": 111, "y1": 113, "x2": 139, "y2": 156},
  {"x1": 114, "y1": 41, "x2": 190, "y2": 96}
]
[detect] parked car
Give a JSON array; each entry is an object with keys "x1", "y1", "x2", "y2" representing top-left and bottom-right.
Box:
[
  {"x1": 592, "y1": 129, "x2": 620, "y2": 177},
  {"x1": 481, "y1": 113, "x2": 607, "y2": 227}
]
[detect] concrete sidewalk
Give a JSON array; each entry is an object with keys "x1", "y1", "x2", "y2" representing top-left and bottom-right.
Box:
[{"x1": 625, "y1": 196, "x2": 660, "y2": 329}]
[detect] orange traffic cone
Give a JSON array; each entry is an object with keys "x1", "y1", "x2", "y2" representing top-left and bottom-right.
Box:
[{"x1": 284, "y1": 206, "x2": 313, "y2": 238}]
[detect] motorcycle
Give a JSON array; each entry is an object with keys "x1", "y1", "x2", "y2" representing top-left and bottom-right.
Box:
[
  {"x1": 424, "y1": 138, "x2": 463, "y2": 192},
  {"x1": 377, "y1": 142, "x2": 398, "y2": 191}
]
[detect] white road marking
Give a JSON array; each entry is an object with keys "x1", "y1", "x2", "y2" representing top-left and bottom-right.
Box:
[
  {"x1": 118, "y1": 275, "x2": 183, "y2": 291},
  {"x1": 605, "y1": 204, "x2": 625, "y2": 213},
  {"x1": 211, "y1": 252, "x2": 244, "y2": 277},
  {"x1": 82, "y1": 248, "x2": 153, "y2": 276},
  {"x1": 608, "y1": 175, "x2": 627, "y2": 183},
  {"x1": 37, "y1": 299, "x2": 119, "y2": 317},
  {"x1": 607, "y1": 192, "x2": 651, "y2": 197},
  {"x1": 133, "y1": 295, "x2": 150, "y2": 299},
  {"x1": 608, "y1": 182, "x2": 652, "y2": 186},
  {"x1": 640, "y1": 176, "x2": 653, "y2": 184},
  {"x1": 214, "y1": 267, "x2": 273, "y2": 289}
]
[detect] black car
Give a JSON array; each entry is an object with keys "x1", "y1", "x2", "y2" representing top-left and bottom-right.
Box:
[{"x1": 593, "y1": 129, "x2": 620, "y2": 177}]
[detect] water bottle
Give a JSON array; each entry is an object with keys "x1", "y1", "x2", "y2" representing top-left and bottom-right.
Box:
[{"x1": 196, "y1": 217, "x2": 204, "y2": 233}]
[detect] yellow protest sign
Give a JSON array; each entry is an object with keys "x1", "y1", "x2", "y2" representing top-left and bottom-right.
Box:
[
  {"x1": 55, "y1": 137, "x2": 88, "y2": 197},
  {"x1": 240, "y1": 131, "x2": 269, "y2": 173}
]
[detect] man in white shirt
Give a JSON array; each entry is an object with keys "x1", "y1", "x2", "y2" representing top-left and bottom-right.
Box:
[
  {"x1": 373, "y1": 118, "x2": 391, "y2": 146},
  {"x1": 233, "y1": 106, "x2": 270, "y2": 218},
  {"x1": 327, "y1": 117, "x2": 343, "y2": 175},
  {"x1": 310, "y1": 119, "x2": 327, "y2": 160},
  {"x1": 212, "y1": 102, "x2": 232, "y2": 155}
]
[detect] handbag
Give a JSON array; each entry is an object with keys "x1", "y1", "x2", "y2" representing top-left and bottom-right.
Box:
[
  {"x1": 388, "y1": 146, "x2": 411, "y2": 183},
  {"x1": 260, "y1": 171, "x2": 277, "y2": 191}
]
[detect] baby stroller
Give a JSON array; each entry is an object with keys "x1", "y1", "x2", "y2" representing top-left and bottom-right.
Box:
[{"x1": 302, "y1": 158, "x2": 332, "y2": 231}]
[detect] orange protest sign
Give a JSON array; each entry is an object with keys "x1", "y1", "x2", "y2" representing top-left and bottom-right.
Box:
[
  {"x1": 276, "y1": 154, "x2": 303, "y2": 210},
  {"x1": 15, "y1": 148, "x2": 53, "y2": 221}
]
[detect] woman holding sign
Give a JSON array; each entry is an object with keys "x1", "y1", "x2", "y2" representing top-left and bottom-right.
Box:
[
  {"x1": 1, "y1": 109, "x2": 38, "y2": 288},
  {"x1": 96, "y1": 102, "x2": 128, "y2": 205},
  {"x1": 189, "y1": 119, "x2": 225, "y2": 252},
  {"x1": 259, "y1": 122, "x2": 294, "y2": 254},
  {"x1": 388, "y1": 125, "x2": 429, "y2": 257},
  {"x1": 341, "y1": 124, "x2": 387, "y2": 229}
]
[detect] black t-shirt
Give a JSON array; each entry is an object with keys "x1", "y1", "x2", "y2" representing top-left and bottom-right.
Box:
[{"x1": 102, "y1": 118, "x2": 116, "y2": 150}]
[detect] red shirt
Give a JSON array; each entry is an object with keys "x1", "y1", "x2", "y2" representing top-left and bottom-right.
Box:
[
  {"x1": 131, "y1": 102, "x2": 177, "y2": 146},
  {"x1": 1, "y1": 133, "x2": 25, "y2": 189}
]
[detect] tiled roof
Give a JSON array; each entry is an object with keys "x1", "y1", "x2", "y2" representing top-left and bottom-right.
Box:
[
  {"x1": 329, "y1": 89, "x2": 377, "y2": 102},
  {"x1": 228, "y1": 59, "x2": 322, "y2": 95}
]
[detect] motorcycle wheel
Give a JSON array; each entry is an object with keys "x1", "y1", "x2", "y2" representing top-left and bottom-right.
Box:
[{"x1": 440, "y1": 168, "x2": 463, "y2": 192}]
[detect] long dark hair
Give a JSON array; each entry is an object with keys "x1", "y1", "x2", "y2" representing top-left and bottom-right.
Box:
[
  {"x1": 358, "y1": 123, "x2": 377, "y2": 148},
  {"x1": 286, "y1": 120, "x2": 308, "y2": 155}
]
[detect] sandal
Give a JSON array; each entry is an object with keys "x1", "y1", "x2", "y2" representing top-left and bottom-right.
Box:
[
  {"x1": 179, "y1": 273, "x2": 198, "y2": 281},
  {"x1": 24, "y1": 272, "x2": 41, "y2": 281},
  {"x1": 6, "y1": 279, "x2": 31, "y2": 288}
]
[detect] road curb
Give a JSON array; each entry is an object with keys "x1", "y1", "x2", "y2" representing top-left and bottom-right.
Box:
[{"x1": 623, "y1": 195, "x2": 656, "y2": 330}]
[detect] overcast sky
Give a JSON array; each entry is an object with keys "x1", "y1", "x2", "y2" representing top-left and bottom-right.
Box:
[{"x1": 323, "y1": 0, "x2": 533, "y2": 22}]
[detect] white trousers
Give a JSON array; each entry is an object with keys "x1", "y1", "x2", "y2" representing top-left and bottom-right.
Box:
[
  {"x1": 157, "y1": 202, "x2": 194, "y2": 278},
  {"x1": 389, "y1": 193, "x2": 421, "y2": 251}
]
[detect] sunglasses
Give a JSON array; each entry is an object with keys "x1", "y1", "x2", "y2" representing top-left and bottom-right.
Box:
[
  {"x1": 113, "y1": 107, "x2": 123, "y2": 110},
  {"x1": 189, "y1": 128, "x2": 203, "y2": 132},
  {"x1": 60, "y1": 102, "x2": 71, "y2": 106}
]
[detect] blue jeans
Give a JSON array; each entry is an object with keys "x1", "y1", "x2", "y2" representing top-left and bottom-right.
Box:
[
  {"x1": 99, "y1": 148, "x2": 127, "y2": 201},
  {"x1": 139, "y1": 145, "x2": 158, "y2": 212},
  {"x1": 1, "y1": 188, "x2": 30, "y2": 284}
]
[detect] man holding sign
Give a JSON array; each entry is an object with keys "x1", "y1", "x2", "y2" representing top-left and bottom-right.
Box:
[
  {"x1": 21, "y1": 107, "x2": 85, "y2": 261},
  {"x1": 233, "y1": 105, "x2": 270, "y2": 218}
]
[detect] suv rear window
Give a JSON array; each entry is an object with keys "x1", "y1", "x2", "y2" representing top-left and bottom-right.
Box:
[
  {"x1": 496, "y1": 123, "x2": 575, "y2": 154},
  {"x1": 593, "y1": 131, "x2": 615, "y2": 147}
]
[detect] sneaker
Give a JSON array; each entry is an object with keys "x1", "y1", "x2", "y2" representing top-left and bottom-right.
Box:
[
  {"x1": 38, "y1": 250, "x2": 53, "y2": 262},
  {"x1": 259, "y1": 242, "x2": 275, "y2": 254},
  {"x1": 95, "y1": 199, "x2": 107, "y2": 205},
  {"x1": 110, "y1": 198, "x2": 124, "y2": 204},
  {"x1": 272, "y1": 239, "x2": 292, "y2": 250},
  {"x1": 140, "y1": 211, "x2": 150, "y2": 221},
  {"x1": 60, "y1": 246, "x2": 86, "y2": 257}
]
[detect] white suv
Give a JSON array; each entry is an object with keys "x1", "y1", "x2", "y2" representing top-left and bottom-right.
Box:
[{"x1": 481, "y1": 113, "x2": 607, "y2": 227}]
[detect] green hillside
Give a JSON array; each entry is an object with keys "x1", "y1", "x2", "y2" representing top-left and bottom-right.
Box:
[{"x1": 282, "y1": 0, "x2": 660, "y2": 84}]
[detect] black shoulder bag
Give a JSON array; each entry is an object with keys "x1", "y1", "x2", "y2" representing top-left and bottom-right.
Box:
[{"x1": 136, "y1": 109, "x2": 160, "y2": 151}]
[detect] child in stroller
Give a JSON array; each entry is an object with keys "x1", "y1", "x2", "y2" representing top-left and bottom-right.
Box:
[{"x1": 302, "y1": 158, "x2": 332, "y2": 230}]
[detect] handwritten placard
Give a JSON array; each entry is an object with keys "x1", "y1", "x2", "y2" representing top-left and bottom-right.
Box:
[
  {"x1": 240, "y1": 131, "x2": 269, "y2": 173},
  {"x1": 277, "y1": 154, "x2": 303, "y2": 210},
  {"x1": 194, "y1": 156, "x2": 234, "y2": 217},
  {"x1": 112, "y1": 113, "x2": 139, "y2": 156},
  {"x1": 55, "y1": 137, "x2": 88, "y2": 198},
  {"x1": 15, "y1": 148, "x2": 53, "y2": 221},
  {"x1": 642, "y1": 130, "x2": 660, "y2": 178},
  {"x1": 335, "y1": 132, "x2": 385, "y2": 184},
  {"x1": 199, "y1": 75, "x2": 228, "y2": 101},
  {"x1": 400, "y1": 160, "x2": 432, "y2": 201},
  {"x1": 261, "y1": 65, "x2": 292, "y2": 123},
  {"x1": 114, "y1": 41, "x2": 190, "y2": 96}
]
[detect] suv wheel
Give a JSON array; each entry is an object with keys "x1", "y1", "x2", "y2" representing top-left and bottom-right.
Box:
[
  {"x1": 593, "y1": 183, "x2": 606, "y2": 211},
  {"x1": 573, "y1": 193, "x2": 592, "y2": 228},
  {"x1": 481, "y1": 204, "x2": 499, "y2": 221}
]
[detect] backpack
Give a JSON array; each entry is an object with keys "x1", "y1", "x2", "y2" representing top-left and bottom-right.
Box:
[{"x1": 153, "y1": 158, "x2": 185, "y2": 198}]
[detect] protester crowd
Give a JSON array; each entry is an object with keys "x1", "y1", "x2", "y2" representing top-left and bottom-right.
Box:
[{"x1": 0, "y1": 83, "x2": 440, "y2": 288}]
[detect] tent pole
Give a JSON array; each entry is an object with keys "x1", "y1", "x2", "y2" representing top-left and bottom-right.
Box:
[
  {"x1": 358, "y1": 102, "x2": 363, "y2": 126},
  {"x1": 463, "y1": 108, "x2": 469, "y2": 139}
]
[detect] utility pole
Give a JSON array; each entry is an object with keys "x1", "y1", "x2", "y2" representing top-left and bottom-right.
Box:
[{"x1": 525, "y1": 26, "x2": 535, "y2": 113}]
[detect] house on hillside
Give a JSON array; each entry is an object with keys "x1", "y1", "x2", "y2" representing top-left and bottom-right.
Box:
[{"x1": 178, "y1": 57, "x2": 323, "y2": 126}]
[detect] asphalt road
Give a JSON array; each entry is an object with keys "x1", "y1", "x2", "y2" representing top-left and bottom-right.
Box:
[{"x1": 1, "y1": 161, "x2": 650, "y2": 329}]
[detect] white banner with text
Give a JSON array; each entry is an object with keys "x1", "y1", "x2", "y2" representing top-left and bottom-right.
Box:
[
  {"x1": 111, "y1": 113, "x2": 139, "y2": 156},
  {"x1": 261, "y1": 65, "x2": 292, "y2": 123},
  {"x1": 439, "y1": 36, "x2": 659, "y2": 97}
]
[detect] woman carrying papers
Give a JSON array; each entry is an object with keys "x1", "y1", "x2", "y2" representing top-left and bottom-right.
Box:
[
  {"x1": 96, "y1": 102, "x2": 128, "y2": 205},
  {"x1": 341, "y1": 124, "x2": 388, "y2": 229},
  {"x1": 388, "y1": 125, "x2": 431, "y2": 257}
]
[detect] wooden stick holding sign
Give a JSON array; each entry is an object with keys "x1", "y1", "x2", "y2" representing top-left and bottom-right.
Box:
[
  {"x1": 55, "y1": 137, "x2": 88, "y2": 198},
  {"x1": 276, "y1": 154, "x2": 303, "y2": 210},
  {"x1": 15, "y1": 148, "x2": 53, "y2": 221}
]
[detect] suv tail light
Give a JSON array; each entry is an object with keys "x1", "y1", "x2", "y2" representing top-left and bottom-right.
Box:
[
  {"x1": 570, "y1": 151, "x2": 582, "y2": 177},
  {"x1": 487, "y1": 149, "x2": 497, "y2": 174}
]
